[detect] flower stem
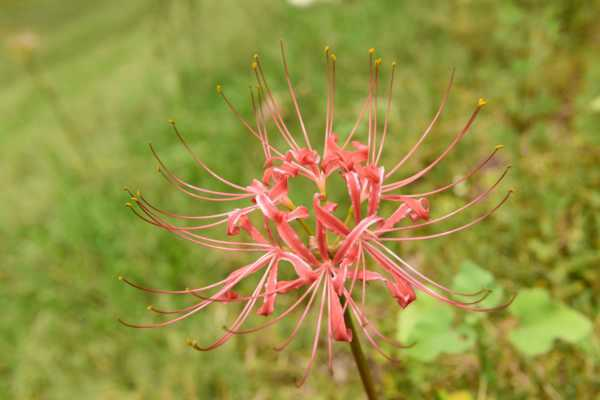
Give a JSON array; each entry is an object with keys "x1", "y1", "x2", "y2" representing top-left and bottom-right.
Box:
[{"x1": 344, "y1": 309, "x2": 378, "y2": 400}]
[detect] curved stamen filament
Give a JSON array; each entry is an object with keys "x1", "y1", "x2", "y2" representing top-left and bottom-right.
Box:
[
  {"x1": 368, "y1": 240, "x2": 491, "y2": 299},
  {"x1": 342, "y1": 97, "x2": 369, "y2": 149},
  {"x1": 138, "y1": 192, "x2": 255, "y2": 221},
  {"x1": 375, "y1": 61, "x2": 396, "y2": 164},
  {"x1": 385, "y1": 69, "x2": 455, "y2": 179},
  {"x1": 296, "y1": 276, "x2": 328, "y2": 387},
  {"x1": 346, "y1": 294, "x2": 413, "y2": 349},
  {"x1": 380, "y1": 190, "x2": 513, "y2": 242},
  {"x1": 380, "y1": 165, "x2": 511, "y2": 234},
  {"x1": 169, "y1": 120, "x2": 246, "y2": 191},
  {"x1": 348, "y1": 301, "x2": 400, "y2": 363},
  {"x1": 274, "y1": 273, "x2": 325, "y2": 352},
  {"x1": 371, "y1": 57, "x2": 381, "y2": 163},
  {"x1": 225, "y1": 277, "x2": 321, "y2": 335},
  {"x1": 385, "y1": 145, "x2": 503, "y2": 197},
  {"x1": 384, "y1": 97, "x2": 486, "y2": 191},
  {"x1": 252, "y1": 55, "x2": 300, "y2": 151},
  {"x1": 148, "y1": 147, "x2": 250, "y2": 201},
  {"x1": 188, "y1": 259, "x2": 275, "y2": 351},
  {"x1": 118, "y1": 254, "x2": 274, "y2": 328},
  {"x1": 280, "y1": 40, "x2": 312, "y2": 150},
  {"x1": 130, "y1": 201, "x2": 272, "y2": 252}
]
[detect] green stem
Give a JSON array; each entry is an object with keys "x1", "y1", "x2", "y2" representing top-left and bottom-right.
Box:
[{"x1": 345, "y1": 309, "x2": 378, "y2": 400}]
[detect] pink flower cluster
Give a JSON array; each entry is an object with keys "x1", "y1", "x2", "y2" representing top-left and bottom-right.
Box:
[{"x1": 121, "y1": 43, "x2": 512, "y2": 384}]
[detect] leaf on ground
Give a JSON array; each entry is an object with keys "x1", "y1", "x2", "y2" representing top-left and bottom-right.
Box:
[
  {"x1": 508, "y1": 288, "x2": 592, "y2": 356},
  {"x1": 397, "y1": 294, "x2": 475, "y2": 362},
  {"x1": 452, "y1": 260, "x2": 504, "y2": 323}
]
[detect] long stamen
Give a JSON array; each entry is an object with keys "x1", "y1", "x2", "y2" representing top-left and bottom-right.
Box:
[
  {"x1": 366, "y1": 244, "x2": 512, "y2": 311},
  {"x1": 375, "y1": 61, "x2": 396, "y2": 164},
  {"x1": 147, "y1": 148, "x2": 248, "y2": 200},
  {"x1": 367, "y1": 48, "x2": 375, "y2": 162},
  {"x1": 380, "y1": 165, "x2": 511, "y2": 233},
  {"x1": 253, "y1": 55, "x2": 300, "y2": 150},
  {"x1": 226, "y1": 278, "x2": 321, "y2": 334},
  {"x1": 168, "y1": 120, "x2": 246, "y2": 190},
  {"x1": 342, "y1": 97, "x2": 369, "y2": 149},
  {"x1": 380, "y1": 190, "x2": 513, "y2": 242},
  {"x1": 383, "y1": 97, "x2": 487, "y2": 191},
  {"x1": 280, "y1": 40, "x2": 312, "y2": 150},
  {"x1": 371, "y1": 57, "x2": 381, "y2": 163},
  {"x1": 323, "y1": 46, "x2": 332, "y2": 155},
  {"x1": 348, "y1": 301, "x2": 400, "y2": 363},
  {"x1": 274, "y1": 273, "x2": 324, "y2": 351},
  {"x1": 368, "y1": 241, "x2": 491, "y2": 299},
  {"x1": 328, "y1": 53, "x2": 337, "y2": 140},
  {"x1": 347, "y1": 295, "x2": 412, "y2": 349},
  {"x1": 326, "y1": 274, "x2": 334, "y2": 373},
  {"x1": 132, "y1": 201, "x2": 271, "y2": 252},
  {"x1": 249, "y1": 85, "x2": 270, "y2": 159},
  {"x1": 385, "y1": 69, "x2": 455, "y2": 179},
  {"x1": 341, "y1": 245, "x2": 362, "y2": 313},
  {"x1": 118, "y1": 255, "x2": 274, "y2": 328},
  {"x1": 216, "y1": 85, "x2": 261, "y2": 140},
  {"x1": 361, "y1": 250, "x2": 367, "y2": 308},
  {"x1": 296, "y1": 277, "x2": 328, "y2": 387},
  {"x1": 385, "y1": 145, "x2": 503, "y2": 197},
  {"x1": 137, "y1": 192, "x2": 254, "y2": 221},
  {"x1": 189, "y1": 259, "x2": 276, "y2": 351},
  {"x1": 119, "y1": 275, "x2": 228, "y2": 295}
]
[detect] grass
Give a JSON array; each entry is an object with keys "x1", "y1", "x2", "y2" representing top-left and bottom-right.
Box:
[{"x1": 1, "y1": 0, "x2": 599, "y2": 398}]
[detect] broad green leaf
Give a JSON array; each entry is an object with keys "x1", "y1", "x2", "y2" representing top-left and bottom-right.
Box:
[
  {"x1": 508, "y1": 288, "x2": 592, "y2": 356},
  {"x1": 397, "y1": 295, "x2": 475, "y2": 362},
  {"x1": 453, "y1": 260, "x2": 495, "y2": 290},
  {"x1": 452, "y1": 261, "x2": 503, "y2": 323}
]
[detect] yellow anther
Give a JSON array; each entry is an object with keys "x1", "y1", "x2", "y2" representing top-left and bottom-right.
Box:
[
  {"x1": 253, "y1": 53, "x2": 259, "y2": 60},
  {"x1": 478, "y1": 98, "x2": 488, "y2": 107},
  {"x1": 251, "y1": 61, "x2": 258, "y2": 70},
  {"x1": 324, "y1": 45, "x2": 330, "y2": 53},
  {"x1": 368, "y1": 47, "x2": 375, "y2": 54},
  {"x1": 330, "y1": 53, "x2": 337, "y2": 62},
  {"x1": 118, "y1": 275, "x2": 124, "y2": 281},
  {"x1": 168, "y1": 118, "x2": 175, "y2": 125},
  {"x1": 216, "y1": 84, "x2": 222, "y2": 94},
  {"x1": 391, "y1": 61, "x2": 397, "y2": 67},
  {"x1": 146, "y1": 305, "x2": 153, "y2": 311},
  {"x1": 375, "y1": 57, "x2": 382, "y2": 66},
  {"x1": 495, "y1": 144, "x2": 504, "y2": 150},
  {"x1": 125, "y1": 202, "x2": 133, "y2": 208}
]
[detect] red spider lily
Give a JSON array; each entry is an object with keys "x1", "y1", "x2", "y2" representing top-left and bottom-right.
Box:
[{"x1": 120, "y1": 41, "x2": 513, "y2": 386}]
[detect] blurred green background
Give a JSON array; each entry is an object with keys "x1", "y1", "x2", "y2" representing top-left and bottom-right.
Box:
[{"x1": 2, "y1": 0, "x2": 599, "y2": 399}]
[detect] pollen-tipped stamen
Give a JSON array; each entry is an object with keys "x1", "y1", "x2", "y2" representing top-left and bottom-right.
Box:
[
  {"x1": 375, "y1": 61, "x2": 396, "y2": 164},
  {"x1": 385, "y1": 69, "x2": 455, "y2": 179},
  {"x1": 384, "y1": 95, "x2": 487, "y2": 191}
]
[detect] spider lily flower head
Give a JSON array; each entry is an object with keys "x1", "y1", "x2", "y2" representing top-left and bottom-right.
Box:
[{"x1": 120, "y1": 41, "x2": 514, "y2": 386}]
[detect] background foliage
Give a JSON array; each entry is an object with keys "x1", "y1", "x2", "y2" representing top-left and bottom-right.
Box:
[{"x1": 1, "y1": 0, "x2": 599, "y2": 399}]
